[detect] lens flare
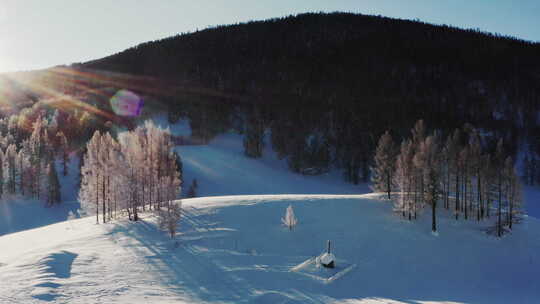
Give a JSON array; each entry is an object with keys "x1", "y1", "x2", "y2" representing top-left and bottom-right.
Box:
[{"x1": 110, "y1": 89, "x2": 143, "y2": 116}]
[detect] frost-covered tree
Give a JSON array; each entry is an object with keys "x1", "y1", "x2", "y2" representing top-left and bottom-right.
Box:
[
  {"x1": 394, "y1": 139, "x2": 414, "y2": 219},
  {"x1": 480, "y1": 154, "x2": 495, "y2": 219},
  {"x1": 458, "y1": 146, "x2": 471, "y2": 219},
  {"x1": 158, "y1": 202, "x2": 182, "y2": 239},
  {"x1": 494, "y1": 139, "x2": 505, "y2": 237},
  {"x1": 371, "y1": 130, "x2": 397, "y2": 199},
  {"x1": 448, "y1": 129, "x2": 462, "y2": 219},
  {"x1": 281, "y1": 205, "x2": 298, "y2": 230},
  {"x1": 79, "y1": 131, "x2": 102, "y2": 223},
  {"x1": 4, "y1": 144, "x2": 18, "y2": 195},
  {"x1": 468, "y1": 130, "x2": 483, "y2": 221},
  {"x1": 412, "y1": 134, "x2": 442, "y2": 232},
  {"x1": 79, "y1": 121, "x2": 182, "y2": 223},
  {"x1": 388, "y1": 121, "x2": 523, "y2": 235},
  {"x1": 504, "y1": 157, "x2": 522, "y2": 230},
  {"x1": 26, "y1": 116, "x2": 52, "y2": 200}
]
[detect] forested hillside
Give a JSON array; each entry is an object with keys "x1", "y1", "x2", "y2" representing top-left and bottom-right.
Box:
[
  {"x1": 2, "y1": 12, "x2": 540, "y2": 184},
  {"x1": 82, "y1": 12, "x2": 540, "y2": 182}
]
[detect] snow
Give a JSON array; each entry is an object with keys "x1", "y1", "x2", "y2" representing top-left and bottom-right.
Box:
[
  {"x1": 524, "y1": 186, "x2": 540, "y2": 219},
  {"x1": 1, "y1": 194, "x2": 540, "y2": 303},
  {"x1": 1, "y1": 115, "x2": 540, "y2": 303},
  {"x1": 171, "y1": 120, "x2": 367, "y2": 197}
]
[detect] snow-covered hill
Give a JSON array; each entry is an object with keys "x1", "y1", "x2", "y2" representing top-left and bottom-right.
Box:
[{"x1": 1, "y1": 194, "x2": 539, "y2": 304}]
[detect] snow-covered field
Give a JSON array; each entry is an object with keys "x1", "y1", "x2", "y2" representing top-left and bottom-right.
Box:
[{"x1": 1, "y1": 194, "x2": 539, "y2": 303}]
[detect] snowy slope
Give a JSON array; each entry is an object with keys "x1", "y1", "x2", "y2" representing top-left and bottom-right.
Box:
[
  {"x1": 1, "y1": 194, "x2": 539, "y2": 304},
  {"x1": 176, "y1": 133, "x2": 367, "y2": 197},
  {"x1": 157, "y1": 115, "x2": 369, "y2": 197}
]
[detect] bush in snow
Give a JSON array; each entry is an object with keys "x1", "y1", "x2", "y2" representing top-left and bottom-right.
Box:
[
  {"x1": 67, "y1": 211, "x2": 77, "y2": 221},
  {"x1": 281, "y1": 205, "x2": 298, "y2": 230},
  {"x1": 157, "y1": 202, "x2": 182, "y2": 239}
]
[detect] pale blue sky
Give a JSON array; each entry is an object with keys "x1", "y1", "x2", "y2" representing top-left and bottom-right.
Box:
[{"x1": 0, "y1": 0, "x2": 538, "y2": 72}]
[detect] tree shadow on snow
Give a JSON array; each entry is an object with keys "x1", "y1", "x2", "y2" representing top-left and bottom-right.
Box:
[{"x1": 102, "y1": 200, "x2": 516, "y2": 304}]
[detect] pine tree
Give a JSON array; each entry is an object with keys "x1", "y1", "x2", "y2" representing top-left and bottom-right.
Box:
[
  {"x1": 523, "y1": 153, "x2": 531, "y2": 185},
  {"x1": 186, "y1": 179, "x2": 198, "y2": 198},
  {"x1": 57, "y1": 131, "x2": 69, "y2": 176},
  {"x1": 46, "y1": 162, "x2": 61, "y2": 206},
  {"x1": 243, "y1": 111, "x2": 265, "y2": 158},
  {"x1": 371, "y1": 130, "x2": 397, "y2": 199},
  {"x1": 531, "y1": 155, "x2": 537, "y2": 186},
  {"x1": 174, "y1": 151, "x2": 183, "y2": 180}
]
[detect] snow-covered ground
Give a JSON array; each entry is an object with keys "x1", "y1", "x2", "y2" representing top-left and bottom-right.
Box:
[
  {"x1": 1, "y1": 115, "x2": 540, "y2": 303},
  {"x1": 1, "y1": 194, "x2": 539, "y2": 303}
]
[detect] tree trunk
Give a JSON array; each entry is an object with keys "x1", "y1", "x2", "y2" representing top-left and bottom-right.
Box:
[
  {"x1": 102, "y1": 177, "x2": 106, "y2": 223},
  {"x1": 455, "y1": 171, "x2": 460, "y2": 220},
  {"x1": 386, "y1": 173, "x2": 391, "y2": 199},
  {"x1": 497, "y1": 176, "x2": 502, "y2": 237},
  {"x1": 477, "y1": 173, "x2": 481, "y2": 221},
  {"x1": 95, "y1": 173, "x2": 99, "y2": 224},
  {"x1": 432, "y1": 199, "x2": 437, "y2": 232}
]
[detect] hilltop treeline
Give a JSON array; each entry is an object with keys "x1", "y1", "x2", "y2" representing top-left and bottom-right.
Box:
[
  {"x1": 1, "y1": 13, "x2": 538, "y2": 184},
  {"x1": 80, "y1": 12, "x2": 540, "y2": 182}
]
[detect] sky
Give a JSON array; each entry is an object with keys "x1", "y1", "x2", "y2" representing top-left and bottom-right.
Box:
[{"x1": 0, "y1": 0, "x2": 539, "y2": 73}]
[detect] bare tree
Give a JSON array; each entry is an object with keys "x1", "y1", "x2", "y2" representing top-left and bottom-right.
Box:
[
  {"x1": 158, "y1": 202, "x2": 182, "y2": 239},
  {"x1": 394, "y1": 139, "x2": 414, "y2": 219},
  {"x1": 371, "y1": 130, "x2": 397, "y2": 199}
]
